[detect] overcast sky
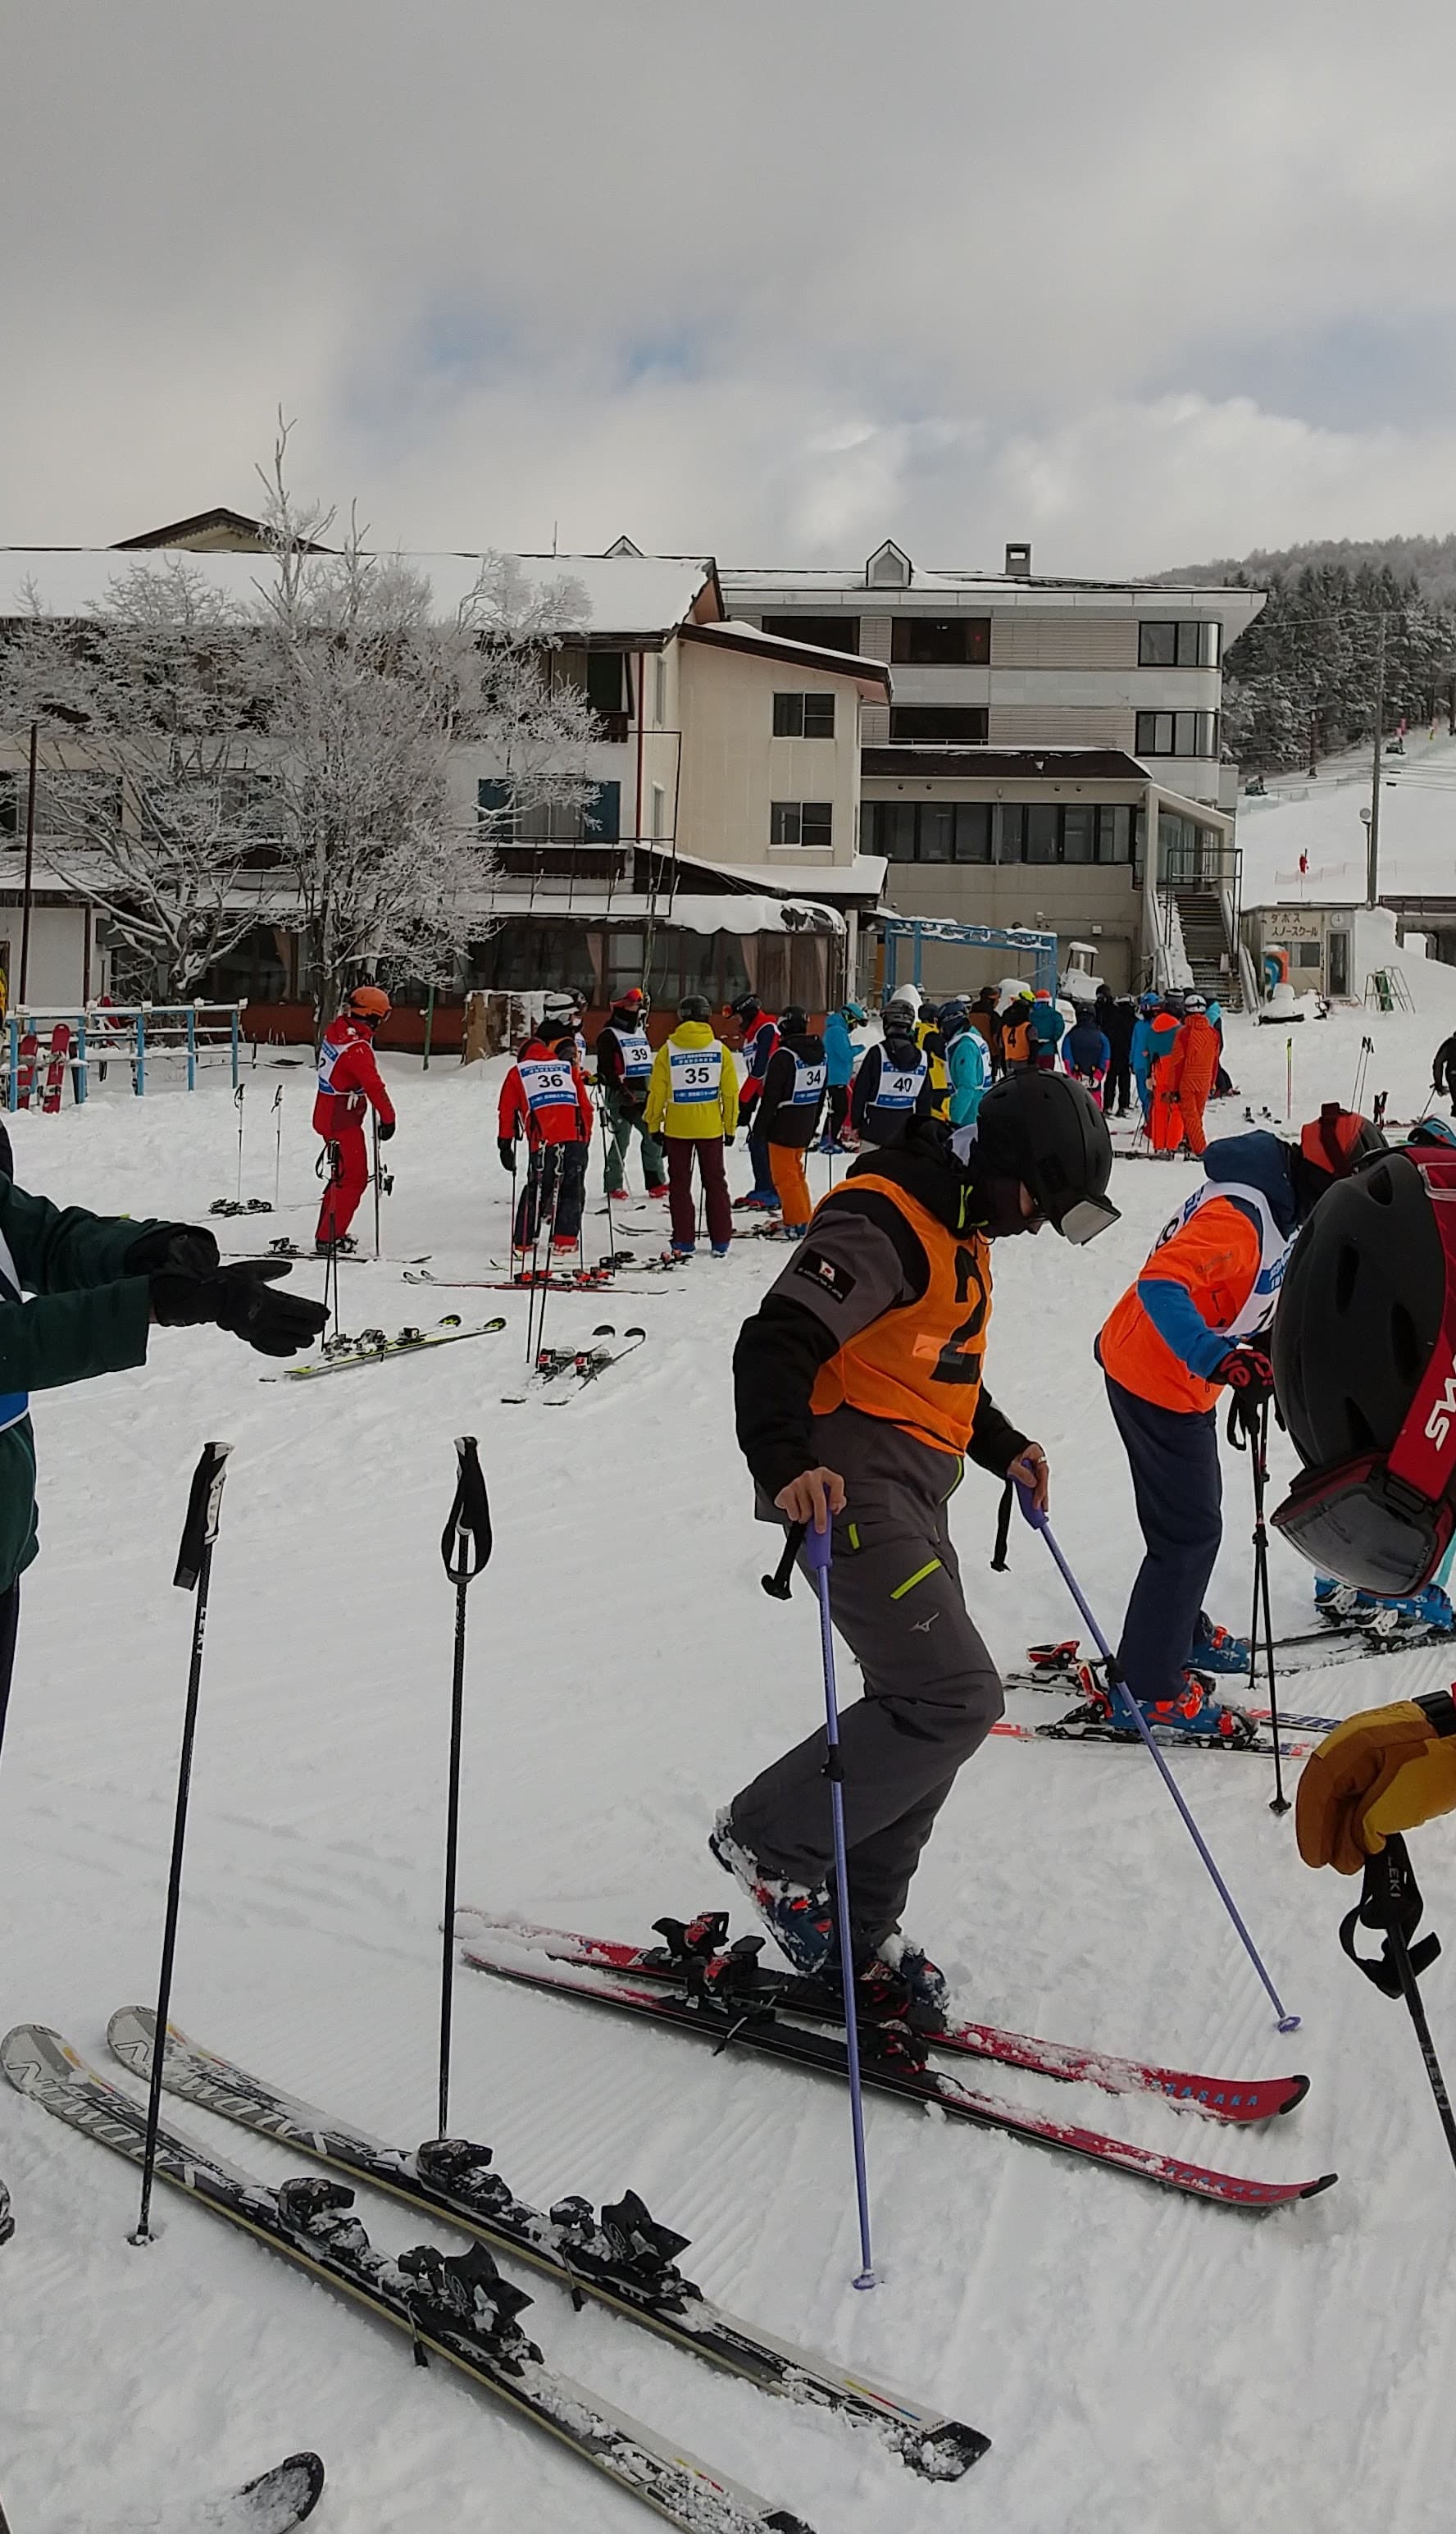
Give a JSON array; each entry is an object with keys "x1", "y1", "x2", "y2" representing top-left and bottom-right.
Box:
[{"x1": 4, "y1": 0, "x2": 1454, "y2": 576}]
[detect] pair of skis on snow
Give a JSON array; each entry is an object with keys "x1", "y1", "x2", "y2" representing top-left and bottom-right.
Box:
[
  {"x1": 12, "y1": 1022, "x2": 72, "y2": 1115},
  {"x1": 501, "y1": 1324, "x2": 648, "y2": 1404},
  {"x1": 451, "y1": 1908, "x2": 1336, "y2": 2213},
  {"x1": 6, "y1": 2010, "x2": 989, "y2": 2533}
]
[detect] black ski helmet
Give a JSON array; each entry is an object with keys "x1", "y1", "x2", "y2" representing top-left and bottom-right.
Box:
[
  {"x1": 1273, "y1": 1149, "x2": 1446, "y2": 1469},
  {"x1": 969, "y1": 1073, "x2": 1118, "y2": 1242},
  {"x1": 677, "y1": 993, "x2": 712, "y2": 1023},
  {"x1": 780, "y1": 1005, "x2": 808, "y2": 1036}
]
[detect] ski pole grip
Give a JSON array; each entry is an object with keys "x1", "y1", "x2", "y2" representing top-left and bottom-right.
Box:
[
  {"x1": 1014, "y1": 1479, "x2": 1048, "y2": 1533},
  {"x1": 805, "y1": 1513, "x2": 834, "y2": 1574},
  {"x1": 173, "y1": 1441, "x2": 232, "y2": 1593},
  {"x1": 761, "y1": 1523, "x2": 804, "y2": 1600},
  {"x1": 442, "y1": 1436, "x2": 493, "y2": 1584}
]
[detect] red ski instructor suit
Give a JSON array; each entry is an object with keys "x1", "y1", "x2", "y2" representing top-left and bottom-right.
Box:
[{"x1": 314, "y1": 1016, "x2": 397, "y2": 1244}]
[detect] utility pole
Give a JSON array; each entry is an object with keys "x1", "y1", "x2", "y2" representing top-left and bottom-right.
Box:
[
  {"x1": 18, "y1": 720, "x2": 39, "y2": 1003},
  {"x1": 1367, "y1": 613, "x2": 1387, "y2": 909}
]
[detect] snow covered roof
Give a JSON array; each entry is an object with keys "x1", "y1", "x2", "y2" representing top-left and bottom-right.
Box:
[
  {"x1": 720, "y1": 562, "x2": 1255, "y2": 604},
  {"x1": 0, "y1": 549, "x2": 721, "y2": 640},
  {"x1": 685, "y1": 854, "x2": 888, "y2": 901},
  {"x1": 683, "y1": 619, "x2": 890, "y2": 698}
]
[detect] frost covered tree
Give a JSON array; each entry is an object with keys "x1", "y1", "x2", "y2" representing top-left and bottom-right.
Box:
[
  {"x1": 255, "y1": 429, "x2": 601, "y2": 1028},
  {"x1": 0, "y1": 559, "x2": 280, "y2": 999}
]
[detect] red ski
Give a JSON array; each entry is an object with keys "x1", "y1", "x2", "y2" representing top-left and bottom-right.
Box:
[
  {"x1": 455, "y1": 1909, "x2": 1308, "y2": 2126},
  {"x1": 457, "y1": 1935, "x2": 1335, "y2": 2213},
  {"x1": 15, "y1": 1028, "x2": 38, "y2": 1110},
  {"x1": 40, "y1": 1021, "x2": 71, "y2": 1114}
]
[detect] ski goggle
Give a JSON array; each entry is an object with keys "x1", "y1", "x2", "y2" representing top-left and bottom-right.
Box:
[
  {"x1": 1053, "y1": 1193, "x2": 1122, "y2": 1246},
  {"x1": 1272, "y1": 1163, "x2": 1456, "y2": 1594}
]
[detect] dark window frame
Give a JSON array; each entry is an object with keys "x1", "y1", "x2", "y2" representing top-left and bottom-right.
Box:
[
  {"x1": 890, "y1": 616, "x2": 992, "y2": 665},
  {"x1": 1135, "y1": 710, "x2": 1220, "y2": 759},
  {"x1": 772, "y1": 691, "x2": 836, "y2": 738},
  {"x1": 762, "y1": 614, "x2": 862, "y2": 654},
  {"x1": 771, "y1": 799, "x2": 835, "y2": 849},
  {"x1": 1138, "y1": 620, "x2": 1222, "y2": 670},
  {"x1": 887, "y1": 705, "x2": 990, "y2": 744}
]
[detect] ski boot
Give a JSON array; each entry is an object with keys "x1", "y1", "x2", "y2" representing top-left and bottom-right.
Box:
[
  {"x1": 711, "y1": 1242, "x2": 730, "y2": 1258},
  {"x1": 708, "y1": 1808, "x2": 838, "y2": 1978},
  {"x1": 1189, "y1": 1612, "x2": 1251, "y2": 1674},
  {"x1": 314, "y1": 1233, "x2": 357, "y2": 1256},
  {"x1": 1095, "y1": 1670, "x2": 1257, "y2": 1746},
  {"x1": 647, "y1": 1181, "x2": 670, "y2": 1199},
  {"x1": 671, "y1": 1241, "x2": 695, "y2": 1260},
  {"x1": 856, "y1": 1934, "x2": 949, "y2": 2023}
]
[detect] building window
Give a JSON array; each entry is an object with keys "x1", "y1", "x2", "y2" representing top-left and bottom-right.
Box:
[
  {"x1": 994, "y1": 803, "x2": 1133, "y2": 865},
  {"x1": 1138, "y1": 621, "x2": 1222, "y2": 669},
  {"x1": 650, "y1": 783, "x2": 666, "y2": 843},
  {"x1": 0, "y1": 775, "x2": 16, "y2": 838},
  {"x1": 772, "y1": 692, "x2": 836, "y2": 737},
  {"x1": 653, "y1": 654, "x2": 668, "y2": 727},
  {"x1": 762, "y1": 614, "x2": 861, "y2": 654},
  {"x1": 1135, "y1": 710, "x2": 1220, "y2": 759},
  {"x1": 477, "y1": 777, "x2": 517, "y2": 838},
  {"x1": 863, "y1": 800, "x2": 991, "y2": 864},
  {"x1": 890, "y1": 617, "x2": 991, "y2": 665},
  {"x1": 887, "y1": 706, "x2": 989, "y2": 744},
  {"x1": 1294, "y1": 940, "x2": 1322, "y2": 969},
  {"x1": 584, "y1": 781, "x2": 621, "y2": 843},
  {"x1": 771, "y1": 800, "x2": 833, "y2": 849}
]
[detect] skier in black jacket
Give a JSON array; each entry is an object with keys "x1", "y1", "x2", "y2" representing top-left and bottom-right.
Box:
[
  {"x1": 1432, "y1": 1032, "x2": 1456, "y2": 1110},
  {"x1": 1103, "y1": 996, "x2": 1138, "y2": 1118}
]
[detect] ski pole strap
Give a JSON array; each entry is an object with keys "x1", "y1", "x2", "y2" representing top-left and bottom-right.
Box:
[
  {"x1": 991, "y1": 1479, "x2": 1013, "y2": 1571},
  {"x1": 173, "y1": 1441, "x2": 232, "y2": 1593},
  {"x1": 761, "y1": 1524, "x2": 804, "y2": 1602},
  {"x1": 441, "y1": 1435, "x2": 493, "y2": 1584},
  {"x1": 1340, "y1": 1834, "x2": 1442, "y2": 1999}
]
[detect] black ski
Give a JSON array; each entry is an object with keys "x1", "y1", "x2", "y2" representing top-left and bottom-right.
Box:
[
  {"x1": 97, "y1": 2451, "x2": 325, "y2": 2533},
  {"x1": 3, "y1": 2026, "x2": 812, "y2": 2534},
  {"x1": 456, "y1": 1948, "x2": 1335, "y2": 2211},
  {"x1": 107, "y1": 2008, "x2": 985, "y2": 2481}
]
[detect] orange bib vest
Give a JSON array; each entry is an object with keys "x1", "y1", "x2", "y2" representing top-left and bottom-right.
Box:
[{"x1": 808, "y1": 1173, "x2": 992, "y2": 1458}]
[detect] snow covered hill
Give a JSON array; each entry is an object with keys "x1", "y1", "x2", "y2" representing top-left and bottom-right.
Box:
[{"x1": 3, "y1": 1015, "x2": 1456, "y2": 2533}]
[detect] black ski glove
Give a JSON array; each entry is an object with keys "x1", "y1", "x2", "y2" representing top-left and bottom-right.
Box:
[
  {"x1": 123, "y1": 1224, "x2": 220, "y2": 1278},
  {"x1": 1216, "y1": 1341, "x2": 1276, "y2": 1404},
  {"x1": 498, "y1": 1138, "x2": 516, "y2": 1173},
  {"x1": 377, "y1": 1119, "x2": 396, "y2": 1142},
  {"x1": 150, "y1": 1250, "x2": 330, "y2": 1359}
]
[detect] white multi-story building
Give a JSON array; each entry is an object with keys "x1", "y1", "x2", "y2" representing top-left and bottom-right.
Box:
[{"x1": 721, "y1": 541, "x2": 1267, "y2": 996}]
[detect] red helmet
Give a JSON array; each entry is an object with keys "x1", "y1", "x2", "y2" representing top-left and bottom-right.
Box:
[
  {"x1": 348, "y1": 985, "x2": 391, "y2": 1023},
  {"x1": 616, "y1": 987, "x2": 645, "y2": 1009}
]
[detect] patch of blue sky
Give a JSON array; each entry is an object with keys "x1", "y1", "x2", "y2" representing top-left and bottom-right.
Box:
[{"x1": 1153, "y1": 314, "x2": 1455, "y2": 435}]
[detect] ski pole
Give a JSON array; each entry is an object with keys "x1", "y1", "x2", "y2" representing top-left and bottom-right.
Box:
[
  {"x1": 234, "y1": 1082, "x2": 245, "y2": 1204},
  {"x1": 371, "y1": 1114, "x2": 382, "y2": 1261},
  {"x1": 1340, "y1": 1834, "x2": 1456, "y2": 2176},
  {"x1": 272, "y1": 1084, "x2": 284, "y2": 1209},
  {"x1": 1240, "y1": 1398, "x2": 1290, "y2": 1816},
  {"x1": 131, "y1": 1441, "x2": 233, "y2": 2244},
  {"x1": 598, "y1": 1093, "x2": 620, "y2": 1273},
  {"x1": 437, "y1": 1436, "x2": 493, "y2": 2137},
  {"x1": 1017, "y1": 1486, "x2": 1299, "y2": 2032},
  {"x1": 803, "y1": 1516, "x2": 877, "y2": 2289}
]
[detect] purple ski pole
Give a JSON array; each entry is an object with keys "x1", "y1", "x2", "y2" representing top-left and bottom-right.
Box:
[
  {"x1": 804, "y1": 1514, "x2": 877, "y2": 2289},
  {"x1": 1017, "y1": 1485, "x2": 1299, "y2": 2035}
]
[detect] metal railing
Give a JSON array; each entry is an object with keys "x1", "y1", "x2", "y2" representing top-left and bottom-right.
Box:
[{"x1": 2, "y1": 1002, "x2": 245, "y2": 1108}]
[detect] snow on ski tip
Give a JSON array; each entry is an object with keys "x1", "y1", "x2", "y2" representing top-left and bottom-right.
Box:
[
  {"x1": 455, "y1": 1944, "x2": 1337, "y2": 2210},
  {"x1": 106, "y1": 2007, "x2": 988, "y2": 2482},
  {"x1": 452, "y1": 1910, "x2": 1309, "y2": 2125},
  {"x1": 3, "y1": 2026, "x2": 818, "y2": 2534},
  {"x1": 84, "y1": 2451, "x2": 325, "y2": 2534}
]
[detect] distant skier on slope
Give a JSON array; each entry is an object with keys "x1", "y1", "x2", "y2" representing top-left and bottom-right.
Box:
[
  {"x1": 0, "y1": 1189, "x2": 326, "y2": 1766},
  {"x1": 313, "y1": 985, "x2": 397, "y2": 1254},
  {"x1": 716, "y1": 1076, "x2": 1118, "y2": 2008},
  {"x1": 1093, "y1": 1105, "x2": 1385, "y2": 1744}
]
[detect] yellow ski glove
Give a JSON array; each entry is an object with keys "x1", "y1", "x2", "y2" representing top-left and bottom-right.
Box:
[{"x1": 1296, "y1": 1693, "x2": 1456, "y2": 1875}]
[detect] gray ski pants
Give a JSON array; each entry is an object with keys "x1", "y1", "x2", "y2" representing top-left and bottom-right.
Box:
[{"x1": 730, "y1": 1449, "x2": 1003, "y2": 1947}]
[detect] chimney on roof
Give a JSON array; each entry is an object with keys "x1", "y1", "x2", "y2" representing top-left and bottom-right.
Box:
[{"x1": 1004, "y1": 540, "x2": 1032, "y2": 578}]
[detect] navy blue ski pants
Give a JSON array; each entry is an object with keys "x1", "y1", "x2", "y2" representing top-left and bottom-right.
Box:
[{"x1": 1104, "y1": 1376, "x2": 1222, "y2": 1702}]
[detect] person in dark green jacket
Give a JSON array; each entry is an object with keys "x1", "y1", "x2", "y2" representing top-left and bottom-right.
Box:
[{"x1": 0, "y1": 1188, "x2": 327, "y2": 1762}]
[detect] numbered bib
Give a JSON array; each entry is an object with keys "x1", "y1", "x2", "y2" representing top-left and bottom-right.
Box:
[
  {"x1": 669, "y1": 1046, "x2": 720, "y2": 1104},
  {"x1": 617, "y1": 1030, "x2": 653, "y2": 1082},
  {"x1": 519, "y1": 1059, "x2": 577, "y2": 1113},
  {"x1": 789, "y1": 1058, "x2": 826, "y2": 1105},
  {"x1": 874, "y1": 1059, "x2": 926, "y2": 1112},
  {"x1": 316, "y1": 1037, "x2": 346, "y2": 1097}
]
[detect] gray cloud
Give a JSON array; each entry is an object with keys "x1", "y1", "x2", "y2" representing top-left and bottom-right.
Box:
[{"x1": 3, "y1": 0, "x2": 1454, "y2": 569}]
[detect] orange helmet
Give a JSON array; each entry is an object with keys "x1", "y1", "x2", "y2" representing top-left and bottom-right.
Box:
[{"x1": 347, "y1": 985, "x2": 391, "y2": 1023}]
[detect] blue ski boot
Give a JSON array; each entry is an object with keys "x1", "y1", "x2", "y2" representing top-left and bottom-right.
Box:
[
  {"x1": 1190, "y1": 1612, "x2": 1251, "y2": 1674},
  {"x1": 857, "y1": 1935, "x2": 949, "y2": 2022},
  {"x1": 1316, "y1": 1576, "x2": 1456, "y2": 1634},
  {"x1": 708, "y1": 1808, "x2": 839, "y2": 1978},
  {"x1": 1095, "y1": 1670, "x2": 1256, "y2": 1746}
]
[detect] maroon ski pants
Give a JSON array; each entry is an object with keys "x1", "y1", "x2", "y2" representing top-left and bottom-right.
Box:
[{"x1": 667, "y1": 1136, "x2": 731, "y2": 1251}]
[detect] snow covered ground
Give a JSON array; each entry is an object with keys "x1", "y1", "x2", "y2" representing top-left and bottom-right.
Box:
[
  {"x1": 4, "y1": 1015, "x2": 1456, "y2": 2533},
  {"x1": 1240, "y1": 724, "x2": 1456, "y2": 908}
]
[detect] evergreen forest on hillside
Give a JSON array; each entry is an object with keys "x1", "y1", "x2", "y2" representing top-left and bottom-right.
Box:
[{"x1": 1160, "y1": 536, "x2": 1456, "y2": 771}]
